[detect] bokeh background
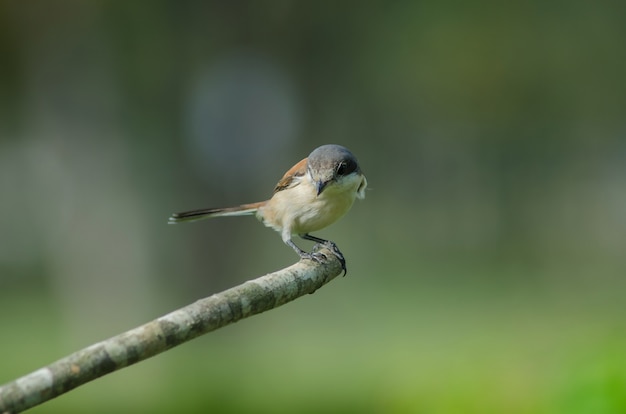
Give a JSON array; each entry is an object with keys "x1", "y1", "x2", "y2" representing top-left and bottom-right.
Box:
[{"x1": 2, "y1": 1, "x2": 626, "y2": 413}]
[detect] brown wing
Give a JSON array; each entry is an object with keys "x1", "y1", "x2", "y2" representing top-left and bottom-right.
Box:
[{"x1": 273, "y1": 157, "x2": 308, "y2": 193}]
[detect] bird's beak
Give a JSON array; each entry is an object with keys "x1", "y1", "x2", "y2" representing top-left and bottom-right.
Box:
[{"x1": 316, "y1": 179, "x2": 328, "y2": 196}]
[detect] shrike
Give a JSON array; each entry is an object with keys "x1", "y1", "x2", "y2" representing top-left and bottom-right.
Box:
[{"x1": 169, "y1": 144, "x2": 367, "y2": 273}]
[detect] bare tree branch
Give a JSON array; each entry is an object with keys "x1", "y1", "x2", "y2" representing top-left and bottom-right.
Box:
[{"x1": 0, "y1": 247, "x2": 343, "y2": 413}]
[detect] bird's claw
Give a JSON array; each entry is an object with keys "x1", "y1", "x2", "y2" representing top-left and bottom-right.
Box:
[
  {"x1": 311, "y1": 243, "x2": 347, "y2": 276},
  {"x1": 300, "y1": 250, "x2": 328, "y2": 264}
]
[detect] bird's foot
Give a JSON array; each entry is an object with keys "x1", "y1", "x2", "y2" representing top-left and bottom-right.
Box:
[
  {"x1": 298, "y1": 250, "x2": 330, "y2": 276},
  {"x1": 299, "y1": 249, "x2": 327, "y2": 263},
  {"x1": 312, "y1": 243, "x2": 347, "y2": 276}
]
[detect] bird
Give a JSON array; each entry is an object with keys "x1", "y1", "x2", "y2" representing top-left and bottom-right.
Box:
[{"x1": 169, "y1": 144, "x2": 367, "y2": 273}]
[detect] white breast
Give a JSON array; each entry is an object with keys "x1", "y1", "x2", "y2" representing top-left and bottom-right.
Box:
[{"x1": 258, "y1": 173, "x2": 366, "y2": 236}]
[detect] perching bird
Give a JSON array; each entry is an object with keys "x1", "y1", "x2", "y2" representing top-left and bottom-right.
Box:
[{"x1": 169, "y1": 144, "x2": 367, "y2": 273}]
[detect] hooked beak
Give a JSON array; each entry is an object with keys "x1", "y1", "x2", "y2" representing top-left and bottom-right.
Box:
[{"x1": 316, "y1": 179, "x2": 329, "y2": 196}]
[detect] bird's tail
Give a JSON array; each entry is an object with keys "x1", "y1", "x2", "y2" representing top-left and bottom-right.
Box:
[{"x1": 168, "y1": 201, "x2": 265, "y2": 224}]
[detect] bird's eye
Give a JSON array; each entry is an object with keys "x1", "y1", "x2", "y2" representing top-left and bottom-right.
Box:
[{"x1": 336, "y1": 159, "x2": 357, "y2": 176}]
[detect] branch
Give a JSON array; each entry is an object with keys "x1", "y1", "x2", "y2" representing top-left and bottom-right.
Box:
[{"x1": 0, "y1": 247, "x2": 343, "y2": 413}]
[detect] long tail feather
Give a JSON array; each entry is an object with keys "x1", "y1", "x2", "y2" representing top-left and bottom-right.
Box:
[{"x1": 168, "y1": 201, "x2": 265, "y2": 224}]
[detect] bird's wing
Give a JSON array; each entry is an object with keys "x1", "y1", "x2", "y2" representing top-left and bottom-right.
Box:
[{"x1": 273, "y1": 157, "x2": 307, "y2": 194}]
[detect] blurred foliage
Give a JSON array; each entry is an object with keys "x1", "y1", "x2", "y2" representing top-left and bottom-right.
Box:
[{"x1": 1, "y1": 1, "x2": 625, "y2": 413}]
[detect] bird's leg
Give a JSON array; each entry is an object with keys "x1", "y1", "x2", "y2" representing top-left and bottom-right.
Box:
[
  {"x1": 284, "y1": 238, "x2": 328, "y2": 264},
  {"x1": 300, "y1": 234, "x2": 347, "y2": 275}
]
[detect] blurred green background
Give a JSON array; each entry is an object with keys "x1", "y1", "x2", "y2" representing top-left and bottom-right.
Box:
[{"x1": 1, "y1": 1, "x2": 626, "y2": 413}]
